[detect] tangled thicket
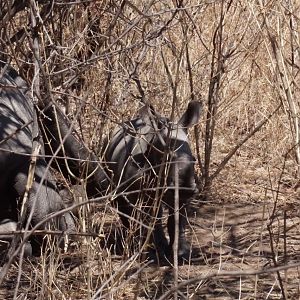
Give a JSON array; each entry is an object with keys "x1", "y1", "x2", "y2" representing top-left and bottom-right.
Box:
[{"x1": 1, "y1": 1, "x2": 300, "y2": 299}]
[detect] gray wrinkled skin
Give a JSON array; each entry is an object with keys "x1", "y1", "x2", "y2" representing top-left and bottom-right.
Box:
[
  {"x1": 0, "y1": 66, "x2": 75, "y2": 254},
  {"x1": 0, "y1": 219, "x2": 32, "y2": 257},
  {"x1": 104, "y1": 102, "x2": 202, "y2": 262}
]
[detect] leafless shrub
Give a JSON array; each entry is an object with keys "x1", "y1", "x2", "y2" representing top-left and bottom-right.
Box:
[{"x1": 1, "y1": 0, "x2": 300, "y2": 299}]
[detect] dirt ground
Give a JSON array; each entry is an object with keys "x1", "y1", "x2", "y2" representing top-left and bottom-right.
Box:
[
  {"x1": 1, "y1": 186, "x2": 300, "y2": 299},
  {"x1": 119, "y1": 194, "x2": 300, "y2": 300},
  {"x1": 182, "y1": 198, "x2": 300, "y2": 299}
]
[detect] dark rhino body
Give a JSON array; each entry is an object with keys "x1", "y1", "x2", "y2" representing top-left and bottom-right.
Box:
[
  {"x1": 0, "y1": 219, "x2": 32, "y2": 257},
  {"x1": 104, "y1": 102, "x2": 201, "y2": 262},
  {"x1": 36, "y1": 77, "x2": 201, "y2": 263},
  {"x1": 41, "y1": 104, "x2": 110, "y2": 198},
  {"x1": 0, "y1": 65, "x2": 75, "y2": 253}
]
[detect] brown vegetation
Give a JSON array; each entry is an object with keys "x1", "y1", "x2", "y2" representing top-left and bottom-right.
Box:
[{"x1": 1, "y1": 0, "x2": 300, "y2": 299}]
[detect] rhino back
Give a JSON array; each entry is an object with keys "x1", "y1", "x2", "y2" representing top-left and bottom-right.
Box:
[
  {"x1": 0, "y1": 69, "x2": 35, "y2": 153},
  {"x1": 104, "y1": 118, "x2": 153, "y2": 185}
]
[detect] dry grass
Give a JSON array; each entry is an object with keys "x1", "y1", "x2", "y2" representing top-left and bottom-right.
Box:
[{"x1": 1, "y1": 0, "x2": 300, "y2": 299}]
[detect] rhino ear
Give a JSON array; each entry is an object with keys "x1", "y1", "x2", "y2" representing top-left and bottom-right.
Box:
[{"x1": 178, "y1": 101, "x2": 202, "y2": 128}]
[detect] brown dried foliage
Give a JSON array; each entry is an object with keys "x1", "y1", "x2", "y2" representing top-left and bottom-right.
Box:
[{"x1": 1, "y1": 0, "x2": 300, "y2": 299}]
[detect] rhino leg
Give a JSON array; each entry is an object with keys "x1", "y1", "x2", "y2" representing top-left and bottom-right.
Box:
[
  {"x1": 116, "y1": 197, "x2": 169, "y2": 263},
  {"x1": 167, "y1": 206, "x2": 191, "y2": 261},
  {"x1": 149, "y1": 205, "x2": 169, "y2": 263}
]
